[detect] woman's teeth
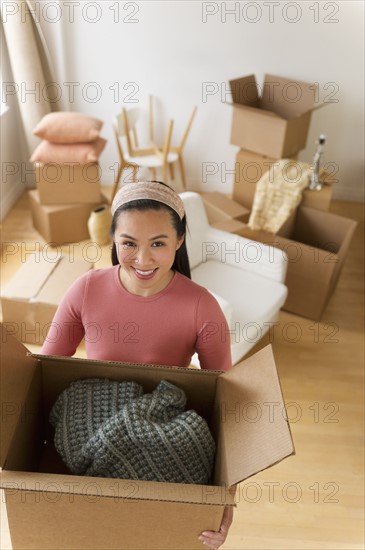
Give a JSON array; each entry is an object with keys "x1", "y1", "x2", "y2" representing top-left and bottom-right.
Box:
[{"x1": 134, "y1": 268, "x2": 155, "y2": 276}]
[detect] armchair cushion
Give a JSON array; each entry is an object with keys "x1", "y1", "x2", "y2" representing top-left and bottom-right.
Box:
[
  {"x1": 191, "y1": 261, "x2": 287, "y2": 365},
  {"x1": 202, "y1": 227, "x2": 288, "y2": 284},
  {"x1": 192, "y1": 261, "x2": 287, "y2": 327}
]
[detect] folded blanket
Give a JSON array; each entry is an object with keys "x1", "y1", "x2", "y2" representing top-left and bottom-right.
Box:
[
  {"x1": 50, "y1": 378, "x2": 215, "y2": 484},
  {"x1": 248, "y1": 159, "x2": 311, "y2": 233}
]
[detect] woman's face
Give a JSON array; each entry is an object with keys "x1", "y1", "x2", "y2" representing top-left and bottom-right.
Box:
[{"x1": 114, "y1": 208, "x2": 183, "y2": 296}]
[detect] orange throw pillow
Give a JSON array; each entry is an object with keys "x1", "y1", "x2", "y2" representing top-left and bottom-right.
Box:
[
  {"x1": 33, "y1": 112, "x2": 104, "y2": 144},
  {"x1": 30, "y1": 138, "x2": 107, "y2": 164}
]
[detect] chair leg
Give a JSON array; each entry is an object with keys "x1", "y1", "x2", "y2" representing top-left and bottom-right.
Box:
[
  {"x1": 169, "y1": 162, "x2": 175, "y2": 181},
  {"x1": 110, "y1": 163, "x2": 124, "y2": 203},
  {"x1": 162, "y1": 164, "x2": 168, "y2": 184},
  {"x1": 131, "y1": 165, "x2": 138, "y2": 182},
  {"x1": 178, "y1": 156, "x2": 187, "y2": 190},
  {"x1": 150, "y1": 167, "x2": 157, "y2": 181}
]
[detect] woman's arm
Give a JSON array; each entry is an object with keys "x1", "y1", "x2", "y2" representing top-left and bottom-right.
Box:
[{"x1": 41, "y1": 272, "x2": 88, "y2": 356}]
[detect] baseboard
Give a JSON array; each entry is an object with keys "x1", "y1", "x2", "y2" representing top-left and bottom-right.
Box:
[{"x1": 0, "y1": 179, "x2": 26, "y2": 222}]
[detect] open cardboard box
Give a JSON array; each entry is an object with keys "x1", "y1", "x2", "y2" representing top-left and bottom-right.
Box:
[
  {"x1": 236, "y1": 206, "x2": 357, "y2": 320},
  {"x1": 29, "y1": 190, "x2": 109, "y2": 245},
  {"x1": 200, "y1": 192, "x2": 250, "y2": 233},
  {"x1": 233, "y1": 149, "x2": 334, "y2": 212},
  {"x1": 35, "y1": 162, "x2": 102, "y2": 204},
  {"x1": 227, "y1": 74, "x2": 324, "y2": 158},
  {"x1": 1, "y1": 255, "x2": 92, "y2": 345},
  {"x1": 0, "y1": 324, "x2": 294, "y2": 550}
]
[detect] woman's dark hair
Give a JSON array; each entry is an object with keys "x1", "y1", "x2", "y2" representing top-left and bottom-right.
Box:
[{"x1": 110, "y1": 181, "x2": 191, "y2": 278}]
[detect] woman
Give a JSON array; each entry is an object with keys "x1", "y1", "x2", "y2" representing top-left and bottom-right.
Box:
[{"x1": 42, "y1": 180, "x2": 234, "y2": 549}]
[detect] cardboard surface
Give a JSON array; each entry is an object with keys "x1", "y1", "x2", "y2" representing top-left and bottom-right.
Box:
[
  {"x1": 233, "y1": 149, "x2": 333, "y2": 212},
  {"x1": 0, "y1": 326, "x2": 39, "y2": 469},
  {"x1": 201, "y1": 192, "x2": 250, "y2": 223},
  {"x1": 1, "y1": 255, "x2": 92, "y2": 344},
  {"x1": 211, "y1": 218, "x2": 247, "y2": 234},
  {"x1": 35, "y1": 162, "x2": 102, "y2": 204},
  {"x1": 227, "y1": 74, "x2": 319, "y2": 158},
  {"x1": 29, "y1": 189, "x2": 109, "y2": 245},
  {"x1": 236, "y1": 206, "x2": 357, "y2": 320},
  {"x1": 0, "y1": 325, "x2": 294, "y2": 549},
  {"x1": 200, "y1": 192, "x2": 250, "y2": 233},
  {"x1": 214, "y1": 346, "x2": 294, "y2": 487}
]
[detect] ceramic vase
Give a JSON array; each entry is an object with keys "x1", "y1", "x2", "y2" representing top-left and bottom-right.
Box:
[{"x1": 87, "y1": 204, "x2": 112, "y2": 246}]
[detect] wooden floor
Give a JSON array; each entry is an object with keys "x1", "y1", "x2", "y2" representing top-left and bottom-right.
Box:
[{"x1": 0, "y1": 191, "x2": 364, "y2": 550}]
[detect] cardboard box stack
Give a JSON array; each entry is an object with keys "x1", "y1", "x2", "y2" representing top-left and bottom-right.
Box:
[
  {"x1": 215, "y1": 73, "x2": 356, "y2": 320},
  {"x1": 227, "y1": 74, "x2": 333, "y2": 213},
  {"x1": 29, "y1": 112, "x2": 108, "y2": 245}
]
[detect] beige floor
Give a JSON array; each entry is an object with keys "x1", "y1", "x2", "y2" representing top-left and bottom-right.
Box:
[{"x1": 0, "y1": 192, "x2": 364, "y2": 549}]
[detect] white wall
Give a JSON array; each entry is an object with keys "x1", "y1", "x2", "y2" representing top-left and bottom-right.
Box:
[{"x1": 4, "y1": 0, "x2": 365, "y2": 202}]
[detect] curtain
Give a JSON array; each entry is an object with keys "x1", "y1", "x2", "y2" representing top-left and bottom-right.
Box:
[{"x1": 0, "y1": 0, "x2": 58, "y2": 157}]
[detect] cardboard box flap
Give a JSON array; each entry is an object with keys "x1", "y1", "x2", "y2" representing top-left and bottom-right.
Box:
[
  {"x1": 0, "y1": 471, "x2": 236, "y2": 506},
  {"x1": 201, "y1": 192, "x2": 249, "y2": 220},
  {"x1": 261, "y1": 74, "x2": 316, "y2": 119},
  {"x1": 229, "y1": 75, "x2": 260, "y2": 108},
  {"x1": 36, "y1": 256, "x2": 92, "y2": 305},
  {"x1": 232, "y1": 102, "x2": 282, "y2": 117},
  {"x1": 214, "y1": 345, "x2": 294, "y2": 487},
  {"x1": 291, "y1": 207, "x2": 358, "y2": 254},
  {"x1": 0, "y1": 324, "x2": 39, "y2": 468},
  {"x1": 1, "y1": 255, "x2": 59, "y2": 300}
]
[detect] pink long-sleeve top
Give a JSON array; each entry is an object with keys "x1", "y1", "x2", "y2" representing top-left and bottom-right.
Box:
[{"x1": 41, "y1": 267, "x2": 232, "y2": 371}]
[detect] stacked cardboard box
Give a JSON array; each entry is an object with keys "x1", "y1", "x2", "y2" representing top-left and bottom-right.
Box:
[
  {"x1": 30, "y1": 162, "x2": 107, "y2": 245},
  {"x1": 233, "y1": 150, "x2": 334, "y2": 213},
  {"x1": 227, "y1": 74, "x2": 333, "y2": 213}
]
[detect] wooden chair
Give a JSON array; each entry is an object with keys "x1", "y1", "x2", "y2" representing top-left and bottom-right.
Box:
[
  {"x1": 111, "y1": 106, "x2": 178, "y2": 201},
  {"x1": 149, "y1": 97, "x2": 197, "y2": 191}
]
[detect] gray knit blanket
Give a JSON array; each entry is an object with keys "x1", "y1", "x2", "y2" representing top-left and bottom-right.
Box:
[{"x1": 50, "y1": 379, "x2": 216, "y2": 484}]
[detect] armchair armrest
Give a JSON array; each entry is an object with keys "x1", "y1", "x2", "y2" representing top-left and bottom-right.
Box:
[{"x1": 201, "y1": 227, "x2": 288, "y2": 284}]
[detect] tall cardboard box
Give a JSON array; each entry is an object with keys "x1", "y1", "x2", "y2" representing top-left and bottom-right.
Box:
[
  {"x1": 29, "y1": 190, "x2": 109, "y2": 245},
  {"x1": 1, "y1": 255, "x2": 92, "y2": 345},
  {"x1": 0, "y1": 324, "x2": 294, "y2": 550},
  {"x1": 233, "y1": 149, "x2": 333, "y2": 212},
  {"x1": 35, "y1": 162, "x2": 102, "y2": 204},
  {"x1": 236, "y1": 206, "x2": 357, "y2": 320},
  {"x1": 228, "y1": 74, "x2": 323, "y2": 158}
]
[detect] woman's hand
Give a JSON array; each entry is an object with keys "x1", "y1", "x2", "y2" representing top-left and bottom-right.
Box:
[{"x1": 198, "y1": 504, "x2": 234, "y2": 550}]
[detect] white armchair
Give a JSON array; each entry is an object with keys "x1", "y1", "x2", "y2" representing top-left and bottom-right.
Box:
[{"x1": 180, "y1": 192, "x2": 288, "y2": 366}]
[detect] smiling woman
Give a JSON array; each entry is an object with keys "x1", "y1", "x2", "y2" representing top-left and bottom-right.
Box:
[
  {"x1": 38, "y1": 180, "x2": 235, "y2": 549},
  {"x1": 41, "y1": 180, "x2": 232, "y2": 372}
]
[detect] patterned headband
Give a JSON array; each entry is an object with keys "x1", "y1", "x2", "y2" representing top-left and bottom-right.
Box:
[{"x1": 111, "y1": 181, "x2": 185, "y2": 220}]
